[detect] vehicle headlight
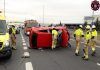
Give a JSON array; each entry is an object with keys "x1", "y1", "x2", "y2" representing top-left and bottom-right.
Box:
[
  {"x1": 4, "y1": 40, "x2": 10, "y2": 47},
  {"x1": 27, "y1": 32, "x2": 30, "y2": 35}
]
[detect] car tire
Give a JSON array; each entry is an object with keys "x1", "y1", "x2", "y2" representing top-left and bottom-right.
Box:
[{"x1": 5, "y1": 49, "x2": 12, "y2": 59}]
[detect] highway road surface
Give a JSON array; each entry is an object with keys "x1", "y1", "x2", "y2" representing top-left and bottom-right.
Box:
[{"x1": 0, "y1": 29, "x2": 100, "y2": 70}]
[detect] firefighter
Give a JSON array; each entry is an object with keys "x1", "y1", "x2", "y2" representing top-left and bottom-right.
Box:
[
  {"x1": 82, "y1": 25, "x2": 91, "y2": 60},
  {"x1": 91, "y1": 25, "x2": 97, "y2": 56},
  {"x1": 10, "y1": 25, "x2": 16, "y2": 50},
  {"x1": 52, "y1": 28, "x2": 58, "y2": 49},
  {"x1": 74, "y1": 25, "x2": 84, "y2": 56}
]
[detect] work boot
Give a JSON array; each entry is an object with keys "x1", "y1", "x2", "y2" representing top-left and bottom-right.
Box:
[
  {"x1": 12, "y1": 47, "x2": 17, "y2": 50},
  {"x1": 82, "y1": 56, "x2": 85, "y2": 58},
  {"x1": 83, "y1": 49, "x2": 85, "y2": 53},
  {"x1": 82, "y1": 57, "x2": 89, "y2": 61},
  {"x1": 91, "y1": 51, "x2": 96, "y2": 56},
  {"x1": 75, "y1": 52, "x2": 79, "y2": 56}
]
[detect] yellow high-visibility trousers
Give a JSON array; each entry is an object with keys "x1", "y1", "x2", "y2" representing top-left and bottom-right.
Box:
[
  {"x1": 75, "y1": 36, "x2": 81, "y2": 54},
  {"x1": 83, "y1": 40, "x2": 90, "y2": 59},
  {"x1": 91, "y1": 38, "x2": 96, "y2": 52},
  {"x1": 52, "y1": 36, "x2": 57, "y2": 49},
  {"x1": 10, "y1": 34, "x2": 16, "y2": 48}
]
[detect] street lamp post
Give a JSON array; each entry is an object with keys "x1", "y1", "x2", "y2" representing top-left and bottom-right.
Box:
[
  {"x1": 43, "y1": 5, "x2": 44, "y2": 24},
  {"x1": 4, "y1": 0, "x2": 5, "y2": 17}
]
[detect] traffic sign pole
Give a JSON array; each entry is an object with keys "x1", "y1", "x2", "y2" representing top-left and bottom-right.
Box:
[{"x1": 91, "y1": 0, "x2": 100, "y2": 25}]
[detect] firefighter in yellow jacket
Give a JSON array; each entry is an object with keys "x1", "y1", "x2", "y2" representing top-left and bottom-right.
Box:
[
  {"x1": 74, "y1": 25, "x2": 84, "y2": 56},
  {"x1": 52, "y1": 28, "x2": 58, "y2": 49},
  {"x1": 10, "y1": 25, "x2": 16, "y2": 50},
  {"x1": 82, "y1": 25, "x2": 91, "y2": 60},
  {"x1": 91, "y1": 25, "x2": 97, "y2": 56}
]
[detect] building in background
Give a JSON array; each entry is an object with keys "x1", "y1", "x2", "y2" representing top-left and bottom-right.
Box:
[{"x1": 84, "y1": 15, "x2": 100, "y2": 24}]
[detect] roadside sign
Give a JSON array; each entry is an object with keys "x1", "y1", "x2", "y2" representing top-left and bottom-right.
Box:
[{"x1": 91, "y1": 0, "x2": 100, "y2": 11}]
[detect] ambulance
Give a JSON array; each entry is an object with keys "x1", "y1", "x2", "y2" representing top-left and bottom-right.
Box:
[{"x1": 0, "y1": 13, "x2": 12, "y2": 59}]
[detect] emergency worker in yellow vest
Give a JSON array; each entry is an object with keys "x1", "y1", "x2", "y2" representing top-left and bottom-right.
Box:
[
  {"x1": 82, "y1": 25, "x2": 91, "y2": 60},
  {"x1": 10, "y1": 25, "x2": 16, "y2": 50},
  {"x1": 91, "y1": 25, "x2": 97, "y2": 56},
  {"x1": 74, "y1": 25, "x2": 84, "y2": 56},
  {"x1": 52, "y1": 28, "x2": 58, "y2": 49}
]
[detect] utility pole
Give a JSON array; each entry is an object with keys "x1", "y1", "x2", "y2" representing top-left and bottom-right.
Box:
[
  {"x1": 43, "y1": 5, "x2": 44, "y2": 24},
  {"x1": 92, "y1": 10, "x2": 94, "y2": 25},
  {"x1": 4, "y1": 0, "x2": 5, "y2": 17}
]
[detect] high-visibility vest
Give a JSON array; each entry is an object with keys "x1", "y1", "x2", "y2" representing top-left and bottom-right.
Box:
[
  {"x1": 91, "y1": 30, "x2": 97, "y2": 37},
  {"x1": 12, "y1": 28, "x2": 16, "y2": 34},
  {"x1": 52, "y1": 30, "x2": 58, "y2": 37},
  {"x1": 74, "y1": 28, "x2": 84, "y2": 36},
  {"x1": 85, "y1": 30, "x2": 91, "y2": 40}
]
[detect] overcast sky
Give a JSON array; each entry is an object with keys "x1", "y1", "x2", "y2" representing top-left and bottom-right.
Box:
[{"x1": 0, "y1": 0, "x2": 100, "y2": 23}]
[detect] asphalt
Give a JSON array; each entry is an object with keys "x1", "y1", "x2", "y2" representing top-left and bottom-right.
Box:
[{"x1": 0, "y1": 29, "x2": 100, "y2": 70}]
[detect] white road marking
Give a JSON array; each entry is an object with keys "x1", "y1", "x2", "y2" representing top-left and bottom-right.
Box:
[
  {"x1": 22, "y1": 39, "x2": 25, "y2": 41},
  {"x1": 22, "y1": 40, "x2": 25, "y2": 42},
  {"x1": 25, "y1": 62, "x2": 33, "y2": 70},
  {"x1": 22, "y1": 38, "x2": 24, "y2": 40},
  {"x1": 23, "y1": 52, "x2": 30, "y2": 58},
  {"x1": 96, "y1": 45, "x2": 100, "y2": 48},
  {"x1": 23, "y1": 40, "x2": 25, "y2": 43},
  {"x1": 97, "y1": 63, "x2": 100, "y2": 66},
  {"x1": 23, "y1": 43, "x2": 27, "y2": 46},
  {"x1": 23, "y1": 47, "x2": 28, "y2": 50}
]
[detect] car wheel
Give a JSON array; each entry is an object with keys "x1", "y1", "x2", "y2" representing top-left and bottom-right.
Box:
[{"x1": 4, "y1": 49, "x2": 12, "y2": 59}]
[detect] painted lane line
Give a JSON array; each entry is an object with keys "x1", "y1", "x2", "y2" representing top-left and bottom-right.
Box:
[
  {"x1": 22, "y1": 39, "x2": 25, "y2": 40},
  {"x1": 23, "y1": 43, "x2": 27, "y2": 46},
  {"x1": 22, "y1": 40, "x2": 26, "y2": 43},
  {"x1": 25, "y1": 62, "x2": 33, "y2": 70},
  {"x1": 23, "y1": 47, "x2": 28, "y2": 50},
  {"x1": 22, "y1": 40, "x2": 26, "y2": 42},
  {"x1": 96, "y1": 45, "x2": 100, "y2": 48},
  {"x1": 22, "y1": 40, "x2": 25, "y2": 42},
  {"x1": 23, "y1": 52, "x2": 30, "y2": 58},
  {"x1": 97, "y1": 63, "x2": 100, "y2": 66}
]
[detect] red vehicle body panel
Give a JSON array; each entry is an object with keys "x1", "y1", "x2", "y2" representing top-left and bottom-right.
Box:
[
  {"x1": 29, "y1": 26, "x2": 70, "y2": 49},
  {"x1": 24, "y1": 27, "x2": 31, "y2": 33}
]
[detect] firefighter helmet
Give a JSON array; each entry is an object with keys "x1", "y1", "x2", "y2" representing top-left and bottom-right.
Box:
[
  {"x1": 79, "y1": 25, "x2": 83, "y2": 28},
  {"x1": 86, "y1": 25, "x2": 90, "y2": 29},
  {"x1": 92, "y1": 25, "x2": 96, "y2": 28}
]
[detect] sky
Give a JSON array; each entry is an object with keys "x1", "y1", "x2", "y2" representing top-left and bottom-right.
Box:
[{"x1": 0, "y1": 0, "x2": 100, "y2": 23}]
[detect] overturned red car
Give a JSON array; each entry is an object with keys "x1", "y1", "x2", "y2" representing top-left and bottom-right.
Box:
[{"x1": 29, "y1": 26, "x2": 70, "y2": 49}]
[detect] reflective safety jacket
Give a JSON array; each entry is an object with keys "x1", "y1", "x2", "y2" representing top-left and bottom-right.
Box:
[
  {"x1": 12, "y1": 28, "x2": 16, "y2": 35},
  {"x1": 74, "y1": 28, "x2": 84, "y2": 37},
  {"x1": 85, "y1": 30, "x2": 91, "y2": 40},
  {"x1": 91, "y1": 30, "x2": 97, "y2": 37},
  {"x1": 52, "y1": 30, "x2": 58, "y2": 37}
]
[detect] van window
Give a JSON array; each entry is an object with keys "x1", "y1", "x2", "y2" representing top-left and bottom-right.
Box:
[{"x1": 0, "y1": 20, "x2": 6, "y2": 34}]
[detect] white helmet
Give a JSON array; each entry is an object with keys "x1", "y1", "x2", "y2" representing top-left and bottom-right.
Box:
[
  {"x1": 92, "y1": 25, "x2": 96, "y2": 28},
  {"x1": 79, "y1": 25, "x2": 83, "y2": 28},
  {"x1": 86, "y1": 25, "x2": 90, "y2": 29}
]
